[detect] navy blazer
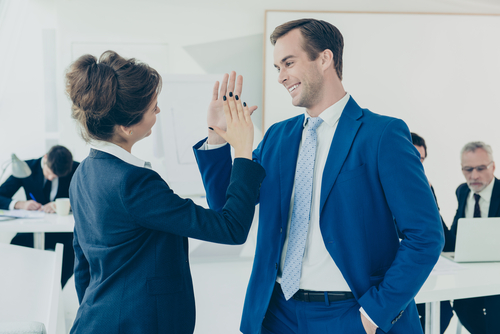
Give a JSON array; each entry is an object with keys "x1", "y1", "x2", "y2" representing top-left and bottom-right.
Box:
[
  {"x1": 194, "y1": 97, "x2": 444, "y2": 333},
  {"x1": 69, "y1": 149, "x2": 265, "y2": 334},
  {"x1": 0, "y1": 157, "x2": 79, "y2": 209},
  {"x1": 449, "y1": 178, "x2": 500, "y2": 250}
]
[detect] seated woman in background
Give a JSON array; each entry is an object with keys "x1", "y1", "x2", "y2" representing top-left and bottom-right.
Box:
[{"x1": 65, "y1": 50, "x2": 264, "y2": 334}]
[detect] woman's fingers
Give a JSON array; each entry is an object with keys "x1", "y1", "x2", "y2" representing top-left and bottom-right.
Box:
[{"x1": 222, "y1": 94, "x2": 232, "y2": 124}]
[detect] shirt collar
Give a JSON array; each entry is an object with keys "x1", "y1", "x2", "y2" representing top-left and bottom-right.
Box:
[
  {"x1": 90, "y1": 141, "x2": 152, "y2": 169},
  {"x1": 469, "y1": 177, "x2": 495, "y2": 202},
  {"x1": 302, "y1": 92, "x2": 350, "y2": 127}
]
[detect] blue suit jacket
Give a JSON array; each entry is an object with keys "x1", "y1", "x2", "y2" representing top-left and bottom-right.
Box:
[
  {"x1": 0, "y1": 157, "x2": 79, "y2": 209},
  {"x1": 194, "y1": 97, "x2": 444, "y2": 333},
  {"x1": 69, "y1": 149, "x2": 265, "y2": 334}
]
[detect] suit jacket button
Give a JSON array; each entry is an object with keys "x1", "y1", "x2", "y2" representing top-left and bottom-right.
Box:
[{"x1": 275, "y1": 263, "x2": 278, "y2": 269}]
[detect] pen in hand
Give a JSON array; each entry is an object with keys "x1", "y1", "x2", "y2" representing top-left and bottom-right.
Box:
[{"x1": 29, "y1": 193, "x2": 37, "y2": 202}]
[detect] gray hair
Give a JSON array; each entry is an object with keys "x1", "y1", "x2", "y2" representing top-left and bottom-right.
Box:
[{"x1": 461, "y1": 141, "x2": 494, "y2": 161}]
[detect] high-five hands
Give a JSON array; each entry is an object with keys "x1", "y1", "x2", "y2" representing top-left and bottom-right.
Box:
[
  {"x1": 209, "y1": 85, "x2": 254, "y2": 160},
  {"x1": 207, "y1": 71, "x2": 257, "y2": 145}
]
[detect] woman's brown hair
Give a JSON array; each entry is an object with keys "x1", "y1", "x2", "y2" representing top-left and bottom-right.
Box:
[{"x1": 65, "y1": 50, "x2": 162, "y2": 142}]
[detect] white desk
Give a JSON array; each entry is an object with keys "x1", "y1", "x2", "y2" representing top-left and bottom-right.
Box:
[
  {"x1": 416, "y1": 257, "x2": 500, "y2": 334},
  {"x1": 0, "y1": 214, "x2": 74, "y2": 249}
]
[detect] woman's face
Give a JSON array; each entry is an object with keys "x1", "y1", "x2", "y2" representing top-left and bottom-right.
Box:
[{"x1": 129, "y1": 97, "x2": 160, "y2": 140}]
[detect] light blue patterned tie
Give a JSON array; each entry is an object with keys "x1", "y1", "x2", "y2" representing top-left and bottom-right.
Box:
[{"x1": 281, "y1": 117, "x2": 323, "y2": 300}]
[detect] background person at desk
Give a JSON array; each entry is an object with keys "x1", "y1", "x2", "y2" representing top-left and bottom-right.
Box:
[
  {"x1": 450, "y1": 141, "x2": 500, "y2": 334},
  {"x1": 0, "y1": 145, "x2": 79, "y2": 288},
  {"x1": 410, "y1": 133, "x2": 454, "y2": 334},
  {"x1": 65, "y1": 51, "x2": 264, "y2": 334}
]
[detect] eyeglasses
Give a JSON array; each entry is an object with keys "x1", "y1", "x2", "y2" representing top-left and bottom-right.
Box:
[{"x1": 461, "y1": 161, "x2": 494, "y2": 173}]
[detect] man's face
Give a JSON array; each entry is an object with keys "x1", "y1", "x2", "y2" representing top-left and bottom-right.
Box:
[
  {"x1": 461, "y1": 148, "x2": 495, "y2": 193},
  {"x1": 42, "y1": 155, "x2": 57, "y2": 181},
  {"x1": 273, "y1": 29, "x2": 324, "y2": 110},
  {"x1": 414, "y1": 145, "x2": 426, "y2": 163}
]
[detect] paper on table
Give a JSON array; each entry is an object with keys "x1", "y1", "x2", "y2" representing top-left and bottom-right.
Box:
[
  {"x1": 430, "y1": 255, "x2": 467, "y2": 275},
  {"x1": 0, "y1": 209, "x2": 45, "y2": 219}
]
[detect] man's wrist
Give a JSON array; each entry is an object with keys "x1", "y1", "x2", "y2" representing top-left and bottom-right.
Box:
[
  {"x1": 207, "y1": 133, "x2": 227, "y2": 145},
  {"x1": 10, "y1": 200, "x2": 19, "y2": 210}
]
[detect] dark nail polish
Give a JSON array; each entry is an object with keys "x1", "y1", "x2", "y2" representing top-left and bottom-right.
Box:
[
  {"x1": 209, "y1": 127, "x2": 214, "y2": 130},
  {"x1": 223, "y1": 96, "x2": 226, "y2": 101},
  {"x1": 229, "y1": 92, "x2": 233, "y2": 97},
  {"x1": 235, "y1": 95, "x2": 239, "y2": 100},
  {"x1": 243, "y1": 102, "x2": 247, "y2": 107}
]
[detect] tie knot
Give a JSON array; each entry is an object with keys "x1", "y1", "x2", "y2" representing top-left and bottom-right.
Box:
[
  {"x1": 474, "y1": 193, "x2": 481, "y2": 202},
  {"x1": 307, "y1": 117, "x2": 323, "y2": 132}
]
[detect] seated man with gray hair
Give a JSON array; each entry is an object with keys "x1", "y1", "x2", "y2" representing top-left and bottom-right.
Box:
[{"x1": 450, "y1": 141, "x2": 500, "y2": 334}]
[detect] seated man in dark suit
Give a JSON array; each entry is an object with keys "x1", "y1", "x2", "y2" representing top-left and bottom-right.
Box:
[
  {"x1": 0, "y1": 145, "x2": 79, "y2": 287},
  {"x1": 450, "y1": 141, "x2": 500, "y2": 334},
  {"x1": 411, "y1": 133, "x2": 454, "y2": 334}
]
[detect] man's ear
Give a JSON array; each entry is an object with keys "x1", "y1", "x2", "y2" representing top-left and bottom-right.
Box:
[{"x1": 320, "y1": 49, "x2": 334, "y2": 71}]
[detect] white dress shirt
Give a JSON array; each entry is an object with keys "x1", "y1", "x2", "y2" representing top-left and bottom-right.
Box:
[
  {"x1": 276, "y1": 92, "x2": 351, "y2": 292},
  {"x1": 91, "y1": 141, "x2": 152, "y2": 169},
  {"x1": 465, "y1": 178, "x2": 495, "y2": 218}
]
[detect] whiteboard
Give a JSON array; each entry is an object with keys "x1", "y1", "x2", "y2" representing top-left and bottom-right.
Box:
[
  {"x1": 154, "y1": 74, "x2": 222, "y2": 196},
  {"x1": 264, "y1": 11, "x2": 500, "y2": 225}
]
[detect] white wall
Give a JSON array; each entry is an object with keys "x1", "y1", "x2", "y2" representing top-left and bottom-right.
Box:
[{"x1": 3, "y1": 0, "x2": 500, "y2": 210}]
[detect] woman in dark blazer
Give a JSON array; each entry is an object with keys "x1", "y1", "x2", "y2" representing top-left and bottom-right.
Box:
[{"x1": 65, "y1": 51, "x2": 264, "y2": 334}]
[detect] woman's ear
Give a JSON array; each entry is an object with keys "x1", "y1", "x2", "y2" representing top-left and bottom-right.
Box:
[{"x1": 119, "y1": 125, "x2": 133, "y2": 136}]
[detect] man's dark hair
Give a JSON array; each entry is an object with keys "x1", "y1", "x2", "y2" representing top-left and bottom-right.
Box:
[
  {"x1": 270, "y1": 18, "x2": 344, "y2": 80},
  {"x1": 411, "y1": 132, "x2": 427, "y2": 158},
  {"x1": 46, "y1": 145, "x2": 73, "y2": 177}
]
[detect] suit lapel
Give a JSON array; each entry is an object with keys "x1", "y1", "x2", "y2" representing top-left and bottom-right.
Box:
[
  {"x1": 280, "y1": 115, "x2": 305, "y2": 225},
  {"x1": 320, "y1": 98, "x2": 362, "y2": 213},
  {"x1": 488, "y1": 178, "x2": 500, "y2": 217},
  {"x1": 458, "y1": 186, "x2": 469, "y2": 218}
]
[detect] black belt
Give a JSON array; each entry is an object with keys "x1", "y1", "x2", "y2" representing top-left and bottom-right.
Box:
[{"x1": 292, "y1": 289, "x2": 354, "y2": 302}]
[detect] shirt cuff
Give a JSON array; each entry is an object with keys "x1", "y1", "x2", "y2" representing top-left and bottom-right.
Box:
[
  {"x1": 360, "y1": 307, "x2": 378, "y2": 328},
  {"x1": 9, "y1": 200, "x2": 17, "y2": 210},
  {"x1": 198, "y1": 140, "x2": 228, "y2": 151}
]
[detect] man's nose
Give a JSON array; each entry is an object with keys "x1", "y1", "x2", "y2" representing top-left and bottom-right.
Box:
[{"x1": 278, "y1": 69, "x2": 287, "y2": 85}]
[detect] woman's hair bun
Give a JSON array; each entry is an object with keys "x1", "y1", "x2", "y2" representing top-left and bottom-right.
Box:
[{"x1": 65, "y1": 50, "x2": 161, "y2": 142}]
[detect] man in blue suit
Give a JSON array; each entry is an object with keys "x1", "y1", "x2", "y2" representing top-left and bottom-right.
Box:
[
  {"x1": 194, "y1": 19, "x2": 443, "y2": 333},
  {"x1": 0, "y1": 145, "x2": 79, "y2": 287}
]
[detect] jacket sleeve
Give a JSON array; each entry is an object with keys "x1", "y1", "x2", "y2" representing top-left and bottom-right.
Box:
[
  {"x1": 73, "y1": 227, "x2": 90, "y2": 304},
  {"x1": 357, "y1": 119, "x2": 444, "y2": 332},
  {"x1": 122, "y1": 158, "x2": 265, "y2": 245},
  {"x1": 0, "y1": 175, "x2": 23, "y2": 210}
]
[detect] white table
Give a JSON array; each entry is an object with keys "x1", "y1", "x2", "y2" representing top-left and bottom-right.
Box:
[
  {"x1": 0, "y1": 214, "x2": 74, "y2": 249},
  {"x1": 415, "y1": 258, "x2": 500, "y2": 334}
]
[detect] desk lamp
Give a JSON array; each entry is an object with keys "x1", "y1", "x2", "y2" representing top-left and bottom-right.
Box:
[{"x1": 0, "y1": 154, "x2": 32, "y2": 182}]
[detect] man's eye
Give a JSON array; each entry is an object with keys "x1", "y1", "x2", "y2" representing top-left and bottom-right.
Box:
[
  {"x1": 286, "y1": 62, "x2": 293, "y2": 67},
  {"x1": 477, "y1": 167, "x2": 486, "y2": 172}
]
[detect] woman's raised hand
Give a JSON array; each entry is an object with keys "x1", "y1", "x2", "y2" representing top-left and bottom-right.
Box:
[
  {"x1": 210, "y1": 89, "x2": 254, "y2": 160},
  {"x1": 207, "y1": 71, "x2": 257, "y2": 146}
]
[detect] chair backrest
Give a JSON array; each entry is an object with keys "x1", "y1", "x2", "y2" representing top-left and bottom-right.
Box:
[{"x1": 0, "y1": 243, "x2": 63, "y2": 334}]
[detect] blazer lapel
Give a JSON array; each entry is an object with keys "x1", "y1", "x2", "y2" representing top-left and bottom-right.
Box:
[
  {"x1": 458, "y1": 186, "x2": 469, "y2": 218},
  {"x1": 280, "y1": 115, "x2": 305, "y2": 225},
  {"x1": 488, "y1": 178, "x2": 500, "y2": 217},
  {"x1": 320, "y1": 98, "x2": 362, "y2": 213}
]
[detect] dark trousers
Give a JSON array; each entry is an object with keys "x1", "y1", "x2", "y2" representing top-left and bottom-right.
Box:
[
  {"x1": 453, "y1": 295, "x2": 500, "y2": 334},
  {"x1": 10, "y1": 232, "x2": 74, "y2": 288},
  {"x1": 416, "y1": 301, "x2": 453, "y2": 334},
  {"x1": 261, "y1": 283, "x2": 366, "y2": 334}
]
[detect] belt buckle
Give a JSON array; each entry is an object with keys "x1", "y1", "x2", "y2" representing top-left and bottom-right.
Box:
[{"x1": 303, "y1": 291, "x2": 309, "y2": 302}]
